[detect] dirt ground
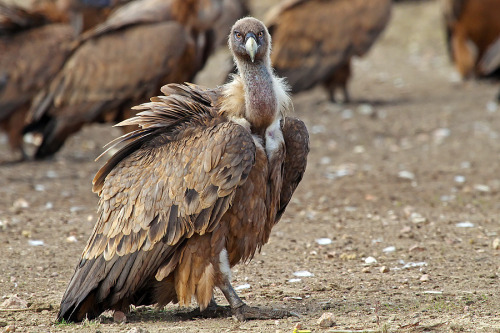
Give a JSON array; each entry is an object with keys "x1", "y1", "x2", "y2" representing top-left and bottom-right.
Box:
[{"x1": 1, "y1": 1, "x2": 500, "y2": 332}]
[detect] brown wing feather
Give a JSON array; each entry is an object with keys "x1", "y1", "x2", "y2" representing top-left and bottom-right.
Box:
[
  {"x1": 58, "y1": 83, "x2": 256, "y2": 322},
  {"x1": 268, "y1": 0, "x2": 391, "y2": 92},
  {"x1": 276, "y1": 117, "x2": 309, "y2": 221}
]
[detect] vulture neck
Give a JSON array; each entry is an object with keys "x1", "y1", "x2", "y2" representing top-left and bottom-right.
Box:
[{"x1": 237, "y1": 59, "x2": 278, "y2": 136}]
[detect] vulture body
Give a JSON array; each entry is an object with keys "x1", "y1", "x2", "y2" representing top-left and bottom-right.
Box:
[
  {"x1": 58, "y1": 17, "x2": 309, "y2": 322},
  {"x1": 442, "y1": 0, "x2": 500, "y2": 79},
  {"x1": 0, "y1": 0, "x2": 123, "y2": 161},
  {"x1": 26, "y1": 0, "x2": 221, "y2": 159},
  {"x1": 266, "y1": 0, "x2": 391, "y2": 103}
]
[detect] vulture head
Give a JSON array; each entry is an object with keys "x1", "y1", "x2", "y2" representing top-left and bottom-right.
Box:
[{"x1": 229, "y1": 17, "x2": 271, "y2": 65}]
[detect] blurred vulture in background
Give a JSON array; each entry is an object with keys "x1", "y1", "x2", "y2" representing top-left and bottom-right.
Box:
[
  {"x1": 441, "y1": 0, "x2": 500, "y2": 79},
  {"x1": 212, "y1": 0, "x2": 248, "y2": 47},
  {"x1": 266, "y1": 0, "x2": 391, "y2": 103},
  {"x1": 0, "y1": 0, "x2": 118, "y2": 161},
  {"x1": 25, "y1": 0, "x2": 222, "y2": 160}
]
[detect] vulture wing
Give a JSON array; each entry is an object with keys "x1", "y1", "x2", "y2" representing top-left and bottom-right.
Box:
[
  {"x1": 58, "y1": 83, "x2": 256, "y2": 321},
  {"x1": 277, "y1": 117, "x2": 309, "y2": 222},
  {"x1": 267, "y1": 0, "x2": 391, "y2": 92}
]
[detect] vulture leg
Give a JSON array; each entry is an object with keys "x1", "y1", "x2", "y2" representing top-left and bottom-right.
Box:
[
  {"x1": 218, "y1": 278, "x2": 295, "y2": 321},
  {"x1": 325, "y1": 62, "x2": 351, "y2": 104}
]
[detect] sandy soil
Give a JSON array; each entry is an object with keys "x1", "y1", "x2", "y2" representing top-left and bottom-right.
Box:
[{"x1": 1, "y1": 1, "x2": 499, "y2": 332}]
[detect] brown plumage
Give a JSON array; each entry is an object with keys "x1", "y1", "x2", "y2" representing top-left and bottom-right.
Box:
[
  {"x1": 0, "y1": 0, "x2": 112, "y2": 161},
  {"x1": 442, "y1": 0, "x2": 500, "y2": 79},
  {"x1": 25, "y1": 0, "x2": 221, "y2": 160},
  {"x1": 266, "y1": 0, "x2": 391, "y2": 103},
  {"x1": 58, "y1": 17, "x2": 309, "y2": 323}
]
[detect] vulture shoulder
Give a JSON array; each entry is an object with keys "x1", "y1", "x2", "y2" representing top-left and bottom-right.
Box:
[
  {"x1": 267, "y1": 0, "x2": 391, "y2": 92},
  {"x1": 58, "y1": 83, "x2": 257, "y2": 321}
]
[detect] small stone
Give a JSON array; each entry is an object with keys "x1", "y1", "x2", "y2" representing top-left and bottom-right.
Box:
[
  {"x1": 66, "y1": 236, "x2": 78, "y2": 243},
  {"x1": 456, "y1": 221, "x2": 474, "y2": 228},
  {"x1": 492, "y1": 238, "x2": 500, "y2": 250},
  {"x1": 474, "y1": 184, "x2": 490, "y2": 193},
  {"x1": 410, "y1": 212, "x2": 426, "y2": 224},
  {"x1": 0, "y1": 296, "x2": 27, "y2": 309},
  {"x1": 28, "y1": 240, "x2": 44, "y2": 246},
  {"x1": 113, "y1": 310, "x2": 127, "y2": 323},
  {"x1": 293, "y1": 271, "x2": 314, "y2": 277},
  {"x1": 419, "y1": 274, "x2": 430, "y2": 281},
  {"x1": 382, "y1": 246, "x2": 396, "y2": 253},
  {"x1": 315, "y1": 238, "x2": 332, "y2": 245},
  {"x1": 409, "y1": 244, "x2": 426, "y2": 252},
  {"x1": 13, "y1": 198, "x2": 29, "y2": 209},
  {"x1": 127, "y1": 328, "x2": 149, "y2": 333},
  {"x1": 380, "y1": 266, "x2": 390, "y2": 273},
  {"x1": 364, "y1": 256, "x2": 377, "y2": 264},
  {"x1": 234, "y1": 284, "x2": 251, "y2": 290},
  {"x1": 398, "y1": 170, "x2": 415, "y2": 180},
  {"x1": 317, "y1": 312, "x2": 335, "y2": 328},
  {"x1": 362, "y1": 267, "x2": 371, "y2": 273},
  {"x1": 21, "y1": 230, "x2": 31, "y2": 238}
]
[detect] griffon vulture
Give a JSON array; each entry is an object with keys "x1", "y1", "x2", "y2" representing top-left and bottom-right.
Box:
[
  {"x1": 442, "y1": 0, "x2": 500, "y2": 79},
  {"x1": 57, "y1": 17, "x2": 309, "y2": 322},
  {"x1": 25, "y1": 0, "x2": 222, "y2": 160},
  {"x1": 0, "y1": 0, "x2": 116, "y2": 161},
  {"x1": 266, "y1": 0, "x2": 391, "y2": 103}
]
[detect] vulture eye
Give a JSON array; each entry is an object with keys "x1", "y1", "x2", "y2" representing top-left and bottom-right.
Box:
[
  {"x1": 257, "y1": 31, "x2": 264, "y2": 39},
  {"x1": 234, "y1": 32, "x2": 242, "y2": 40}
]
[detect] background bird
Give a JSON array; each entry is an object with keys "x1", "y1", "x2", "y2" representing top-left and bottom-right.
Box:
[
  {"x1": 265, "y1": 0, "x2": 391, "y2": 103},
  {"x1": 0, "y1": 0, "x2": 118, "y2": 161},
  {"x1": 24, "y1": 0, "x2": 222, "y2": 160},
  {"x1": 441, "y1": 0, "x2": 500, "y2": 79},
  {"x1": 57, "y1": 17, "x2": 309, "y2": 323}
]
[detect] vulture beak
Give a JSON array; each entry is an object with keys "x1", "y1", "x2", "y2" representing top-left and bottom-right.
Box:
[{"x1": 245, "y1": 33, "x2": 258, "y2": 62}]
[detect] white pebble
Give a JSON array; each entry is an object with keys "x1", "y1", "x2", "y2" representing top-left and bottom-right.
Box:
[
  {"x1": 454, "y1": 175, "x2": 465, "y2": 183},
  {"x1": 28, "y1": 240, "x2": 44, "y2": 246},
  {"x1": 398, "y1": 170, "x2": 415, "y2": 180},
  {"x1": 402, "y1": 261, "x2": 427, "y2": 269},
  {"x1": 234, "y1": 284, "x2": 251, "y2": 290},
  {"x1": 288, "y1": 278, "x2": 302, "y2": 283},
  {"x1": 382, "y1": 246, "x2": 396, "y2": 253},
  {"x1": 315, "y1": 238, "x2": 332, "y2": 245},
  {"x1": 364, "y1": 256, "x2": 377, "y2": 264},
  {"x1": 456, "y1": 221, "x2": 474, "y2": 228},
  {"x1": 474, "y1": 184, "x2": 490, "y2": 192},
  {"x1": 66, "y1": 236, "x2": 78, "y2": 243},
  {"x1": 35, "y1": 184, "x2": 45, "y2": 192},
  {"x1": 293, "y1": 271, "x2": 314, "y2": 277}
]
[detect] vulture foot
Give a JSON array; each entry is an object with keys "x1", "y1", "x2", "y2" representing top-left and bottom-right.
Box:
[{"x1": 232, "y1": 304, "x2": 298, "y2": 321}]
